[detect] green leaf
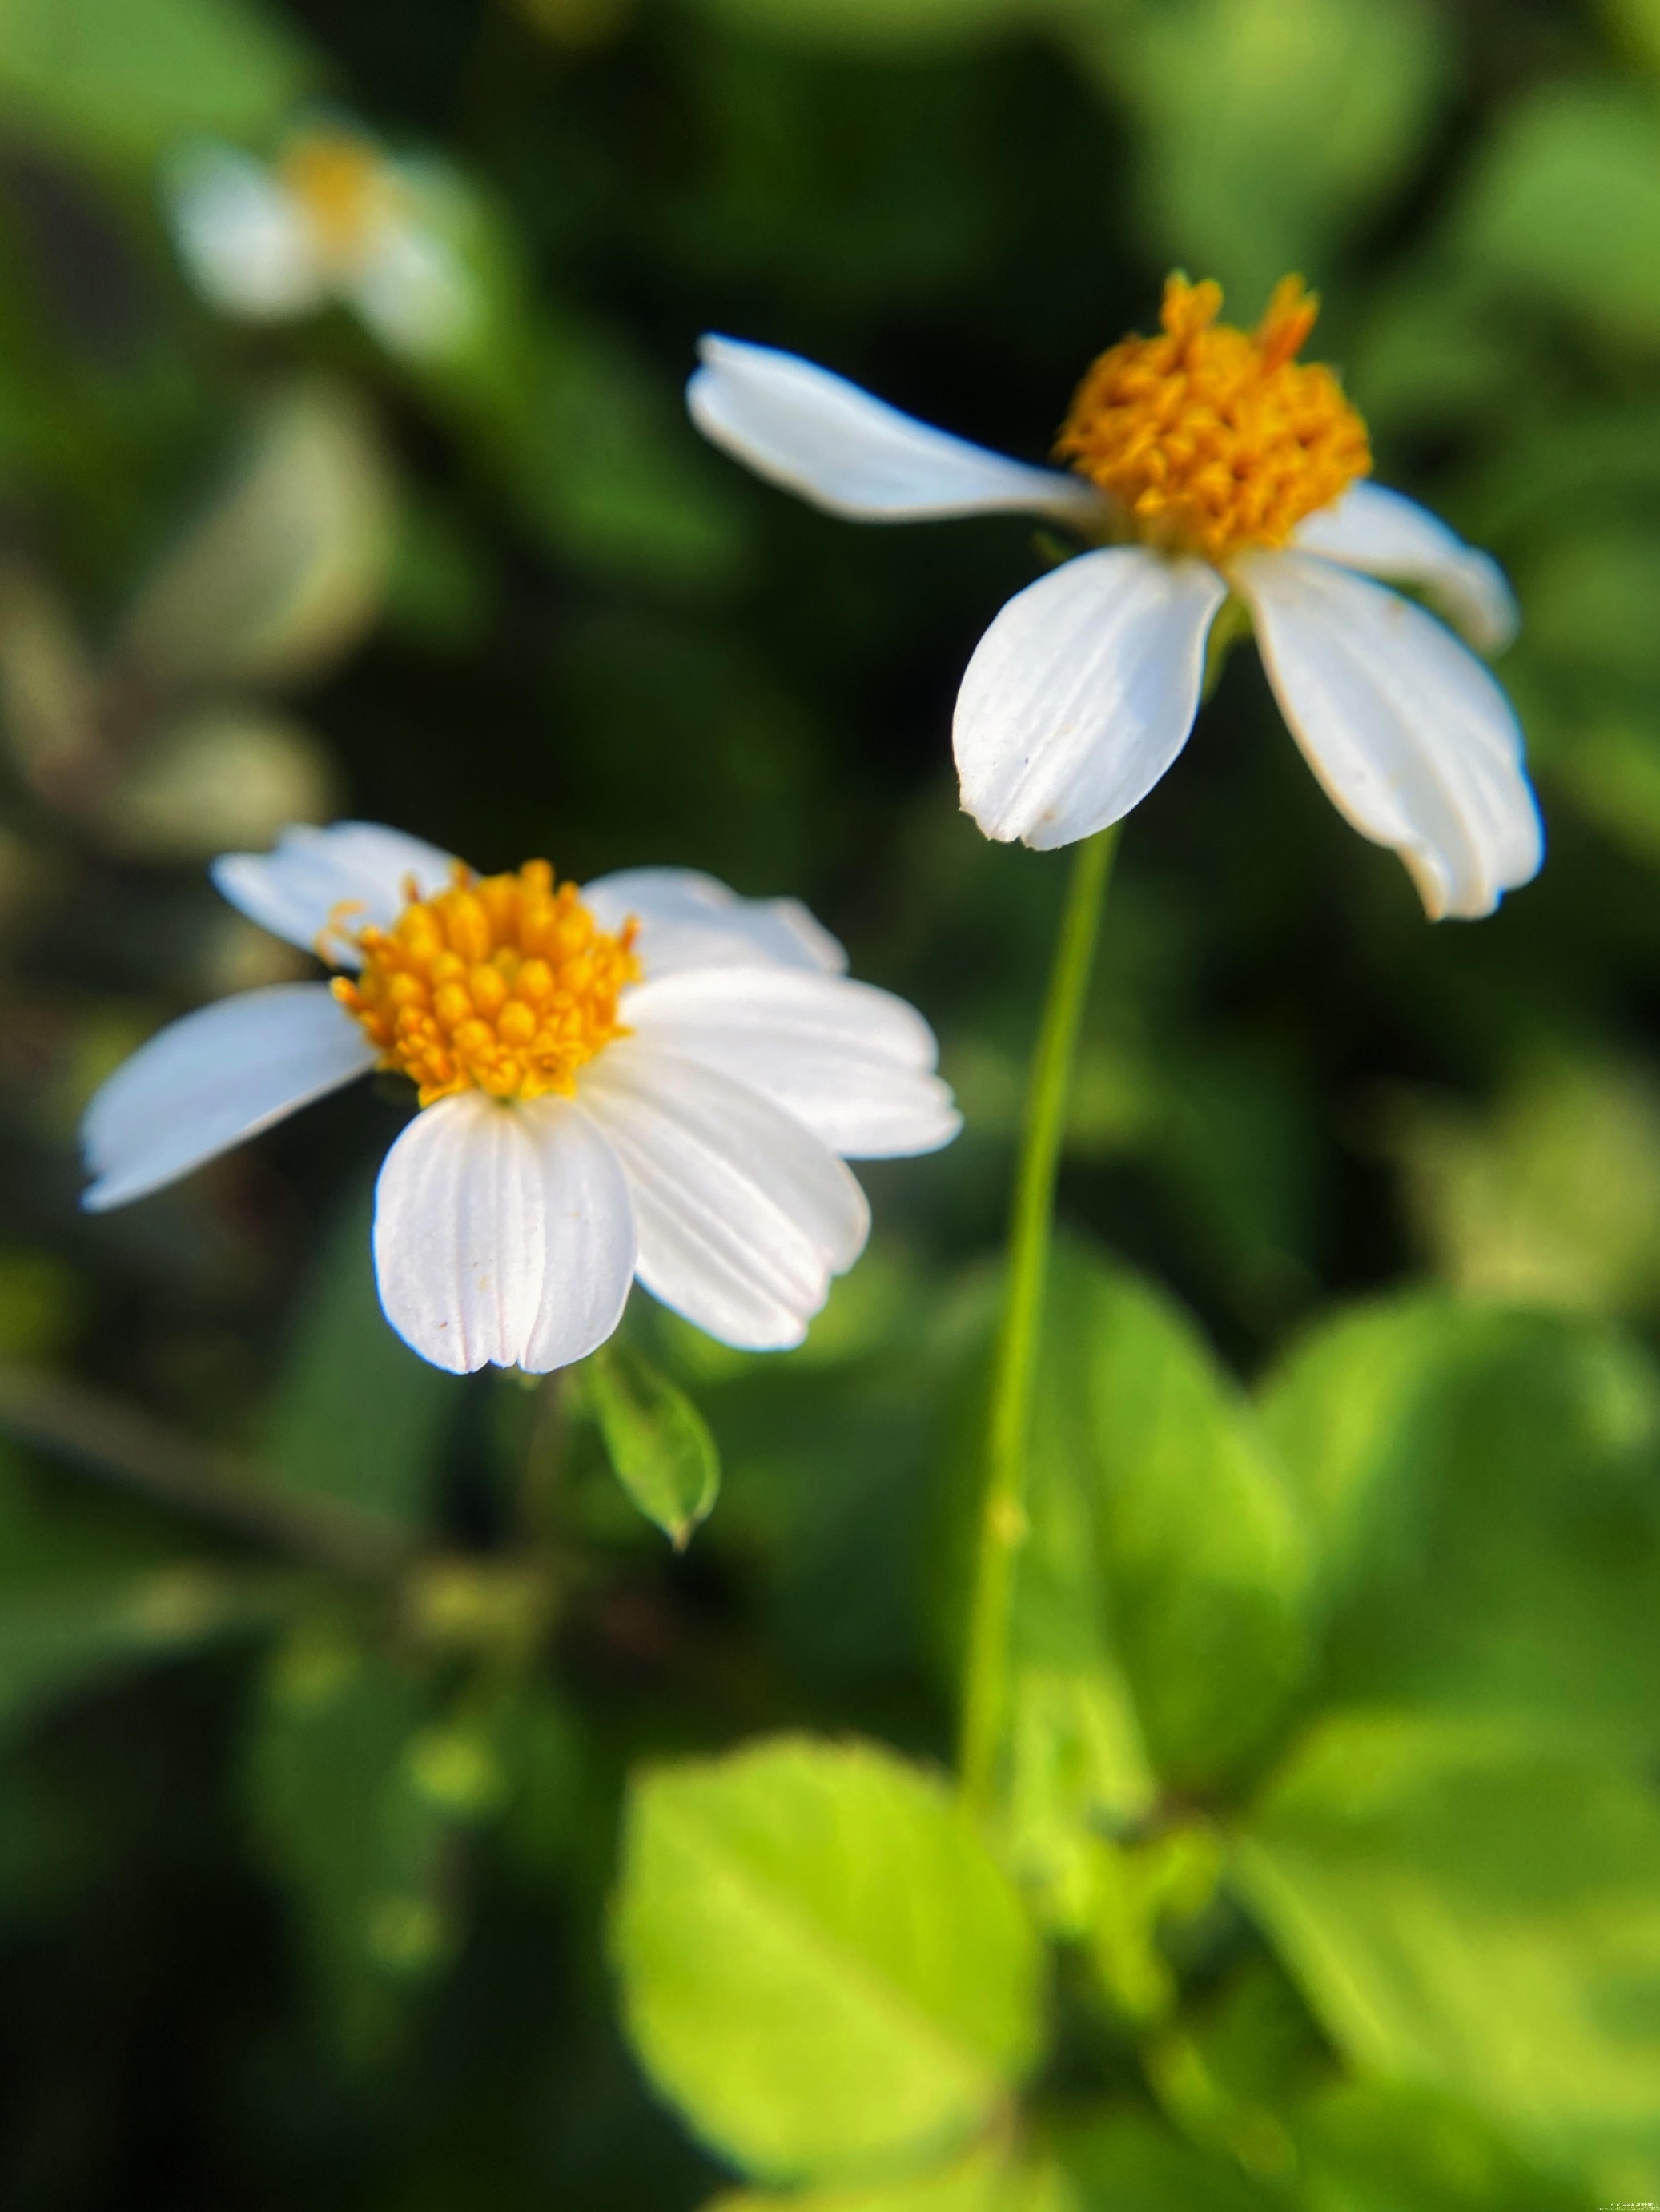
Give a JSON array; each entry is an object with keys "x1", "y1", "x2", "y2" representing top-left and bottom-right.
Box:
[
  {"x1": 706, "y1": 2138, "x2": 1037, "y2": 2212},
  {"x1": 1382, "y1": 1054, "x2": 1660, "y2": 1314},
  {"x1": 1292, "y1": 2079, "x2": 1586, "y2": 2212},
  {"x1": 693, "y1": 0, "x2": 1039, "y2": 52},
  {"x1": 1610, "y1": 0, "x2": 1660, "y2": 72},
  {"x1": 1235, "y1": 1710, "x2": 1660, "y2": 2185},
  {"x1": 1049, "y1": 2108, "x2": 1283, "y2": 2212},
  {"x1": 243, "y1": 1621, "x2": 468, "y2": 2060},
  {"x1": 0, "y1": 1443, "x2": 283, "y2": 1744},
  {"x1": 1030, "y1": 1238, "x2": 1310, "y2": 1788},
  {"x1": 1256, "y1": 1296, "x2": 1660, "y2": 1756},
  {"x1": 1452, "y1": 84, "x2": 1660, "y2": 346},
  {"x1": 614, "y1": 1733, "x2": 1045, "y2": 2186},
  {"x1": 1001, "y1": 1249, "x2": 1157, "y2": 1921},
  {"x1": 1073, "y1": 0, "x2": 1447, "y2": 311},
  {"x1": 582, "y1": 1338, "x2": 721, "y2": 1549},
  {"x1": 264, "y1": 1182, "x2": 456, "y2": 1532},
  {"x1": 0, "y1": 0, "x2": 313, "y2": 167}
]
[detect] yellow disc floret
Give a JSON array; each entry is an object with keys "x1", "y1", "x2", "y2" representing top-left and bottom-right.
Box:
[
  {"x1": 1055, "y1": 274, "x2": 1371, "y2": 564},
  {"x1": 332, "y1": 861, "x2": 639, "y2": 1107},
  {"x1": 279, "y1": 128, "x2": 395, "y2": 269}
]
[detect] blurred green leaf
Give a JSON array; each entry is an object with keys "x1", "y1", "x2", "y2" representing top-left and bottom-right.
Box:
[
  {"x1": 1031, "y1": 1238, "x2": 1310, "y2": 1788},
  {"x1": 1542, "y1": 712, "x2": 1660, "y2": 871},
  {"x1": 244, "y1": 1620, "x2": 462, "y2": 2059},
  {"x1": 1073, "y1": 0, "x2": 1447, "y2": 308},
  {"x1": 1236, "y1": 1710, "x2": 1660, "y2": 2186},
  {"x1": 582, "y1": 1338, "x2": 721, "y2": 1550},
  {"x1": 0, "y1": 1443, "x2": 282, "y2": 1743},
  {"x1": 1606, "y1": 0, "x2": 1660, "y2": 70},
  {"x1": 693, "y1": 0, "x2": 1037, "y2": 52},
  {"x1": 510, "y1": 0, "x2": 635, "y2": 47},
  {"x1": 1347, "y1": 267, "x2": 1525, "y2": 438},
  {"x1": 707, "y1": 2138, "x2": 1037, "y2": 2212},
  {"x1": 265, "y1": 1185, "x2": 457, "y2": 1533},
  {"x1": 1452, "y1": 83, "x2": 1660, "y2": 346},
  {"x1": 615, "y1": 1733, "x2": 1045, "y2": 2185},
  {"x1": 117, "y1": 381, "x2": 395, "y2": 689},
  {"x1": 1049, "y1": 2107, "x2": 1281, "y2": 2212},
  {"x1": 1257, "y1": 1295, "x2": 1660, "y2": 1755},
  {"x1": 1525, "y1": 528, "x2": 1660, "y2": 681},
  {"x1": 521, "y1": 322, "x2": 749, "y2": 591},
  {"x1": 1002, "y1": 1256, "x2": 1157, "y2": 1925},
  {"x1": 0, "y1": 0, "x2": 312, "y2": 164},
  {"x1": 1385, "y1": 1055, "x2": 1660, "y2": 1314},
  {"x1": 1292, "y1": 2079, "x2": 1586, "y2": 2212},
  {"x1": 494, "y1": 1685, "x2": 593, "y2": 1890},
  {"x1": 0, "y1": 1250, "x2": 83, "y2": 1365}
]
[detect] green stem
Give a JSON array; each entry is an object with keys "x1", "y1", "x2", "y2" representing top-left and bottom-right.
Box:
[
  {"x1": 0, "y1": 1361, "x2": 413, "y2": 1582},
  {"x1": 959, "y1": 824, "x2": 1119, "y2": 1809}
]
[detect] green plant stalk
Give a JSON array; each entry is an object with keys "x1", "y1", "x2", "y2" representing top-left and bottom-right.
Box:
[{"x1": 958, "y1": 822, "x2": 1119, "y2": 1809}]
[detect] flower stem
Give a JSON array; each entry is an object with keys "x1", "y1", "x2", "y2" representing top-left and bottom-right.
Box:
[
  {"x1": 0, "y1": 1360, "x2": 414, "y2": 1581},
  {"x1": 958, "y1": 823, "x2": 1119, "y2": 1811}
]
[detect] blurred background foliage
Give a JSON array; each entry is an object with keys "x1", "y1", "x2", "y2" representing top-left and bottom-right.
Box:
[{"x1": 2, "y1": 0, "x2": 1660, "y2": 2206}]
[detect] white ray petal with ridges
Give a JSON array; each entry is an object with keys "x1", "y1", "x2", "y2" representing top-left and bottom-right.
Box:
[
  {"x1": 372, "y1": 1092, "x2": 637, "y2": 1375},
  {"x1": 518, "y1": 1102, "x2": 638, "y2": 1372},
  {"x1": 1291, "y1": 482, "x2": 1519, "y2": 655},
  {"x1": 689, "y1": 337, "x2": 1103, "y2": 524},
  {"x1": 373, "y1": 1094, "x2": 542, "y2": 1374},
  {"x1": 624, "y1": 966, "x2": 959, "y2": 1158},
  {"x1": 212, "y1": 821, "x2": 458, "y2": 965},
  {"x1": 583, "y1": 866, "x2": 846, "y2": 977},
  {"x1": 580, "y1": 1041, "x2": 870, "y2": 1350},
  {"x1": 955, "y1": 546, "x2": 1228, "y2": 850},
  {"x1": 82, "y1": 984, "x2": 376, "y2": 1211},
  {"x1": 1236, "y1": 549, "x2": 1543, "y2": 920}
]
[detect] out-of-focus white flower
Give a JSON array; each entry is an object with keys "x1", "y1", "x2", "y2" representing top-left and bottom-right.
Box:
[
  {"x1": 688, "y1": 276, "x2": 1541, "y2": 921},
  {"x1": 80, "y1": 823, "x2": 959, "y2": 1373},
  {"x1": 168, "y1": 123, "x2": 475, "y2": 361}
]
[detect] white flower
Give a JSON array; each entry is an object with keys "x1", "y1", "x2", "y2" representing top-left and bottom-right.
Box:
[
  {"x1": 168, "y1": 123, "x2": 475, "y2": 361},
  {"x1": 688, "y1": 275, "x2": 1542, "y2": 921},
  {"x1": 81, "y1": 822, "x2": 959, "y2": 1374}
]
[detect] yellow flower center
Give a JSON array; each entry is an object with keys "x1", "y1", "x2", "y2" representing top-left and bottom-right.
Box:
[
  {"x1": 278, "y1": 130, "x2": 395, "y2": 269},
  {"x1": 330, "y1": 862, "x2": 640, "y2": 1107},
  {"x1": 1054, "y1": 275, "x2": 1371, "y2": 565}
]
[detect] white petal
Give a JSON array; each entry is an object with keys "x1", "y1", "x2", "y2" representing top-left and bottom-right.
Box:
[
  {"x1": 372, "y1": 1095, "x2": 541, "y2": 1375},
  {"x1": 688, "y1": 336, "x2": 1103, "y2": 524},
  {"x1": 954, "y1": 547, "x2": 1228, "y2": 849},
  {"x1": 1291, "y1": 483, "x2": 1518, "y2": 655},
  {"x1": 167, "y1": 147, "x2": 324, "y2": 320},
  {"x1": 580, "y1": 1041, "x2": 870, "y2": 1351},
  {"x1": 372, "y1": 1093, "x2": 636, "y2": 1375},
  {"x1": 582, "y1": 866, "x2": 847, "y2": 978},
  {"x1": 349, "y1": 211, "x2": 474, "y2": 360},
  {"x1": 211, "y1": 821, "x2": 460, "y2": 966},
  {"x1": 1235, "y1": 551, "x2": 1543, "y2": 921},
  {"x1": 623, "y1": 967, "x2": 960, "y2": 1159},
  {"x1": 82, "y1": 984, "x2": 374, "y2": 1211}
]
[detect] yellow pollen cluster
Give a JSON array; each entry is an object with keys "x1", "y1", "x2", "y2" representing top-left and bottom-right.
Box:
[
  {"x1": 1055, "y1": 274, "x2": 1371, "y2": 564},
  {"x1": 331, "y1": 862, "x2": 640, "y2": 1107},
  {"x1": 279, "y1": 130, "x2": 393, "y2": 265}
]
